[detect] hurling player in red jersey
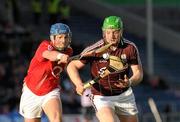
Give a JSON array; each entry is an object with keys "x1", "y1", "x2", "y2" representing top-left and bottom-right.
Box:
[
  {"x1": 19, "y1": 23, "x2": 73, "y2": 122},
  {"x1": 67, "y1": 16, "x2": 143, "y2": 122}
]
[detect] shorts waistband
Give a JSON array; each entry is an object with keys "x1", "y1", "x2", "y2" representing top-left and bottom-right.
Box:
[{"x1": 94, "y1": 87, "x2": 129, "y2": 96}]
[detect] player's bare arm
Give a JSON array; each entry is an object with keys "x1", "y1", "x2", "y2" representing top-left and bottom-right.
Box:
[
  {"x1": 42, "y1": 50, "x2": 69, "y2": 63},
  {"x1": 67, "y1": 60, "x2": 85, "y2": 95},
  {"x1": 129, "y1": 64, "x2": 143, "y2": 86},
  {"x1": 114, "y1": 64, "x2": 143, "y2": 88},
  {"x1": 115, "y1": 65, "x2": 143, "y2": 88}
]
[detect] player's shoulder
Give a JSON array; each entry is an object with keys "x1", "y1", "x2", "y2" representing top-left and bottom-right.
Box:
[
  {"x1": 39, "y1": 40, "x2": 54, "y2": 50},
  {"x1": 81, "y1": 39, "x2": 104, "y2": 54},
  {"x1": 40, "y1": 40, "x2": 50, "y2": 45},
  {"x1": 92, "y1": 39, "x2": 104, "y2": 46},
  {"x1": 65, "y1": 46, "x2": 73, "y2": 56},
  {"x1": 123, "y1": 38, "x2": 138, "y2": 49}
]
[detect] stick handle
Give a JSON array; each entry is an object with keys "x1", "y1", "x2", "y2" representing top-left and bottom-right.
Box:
[
  {"x1": 83, "y1": 80, "x2": 96, "y2": 89},
  {"x1": 83, "y1": 77, "x2": 100, "y2": 89},
  {"x1": 148, "y1": 98, "x2": 162, "y2": 122},
  {"x1": 68, "y1": 54, "x2": 80, "y2": 61}
]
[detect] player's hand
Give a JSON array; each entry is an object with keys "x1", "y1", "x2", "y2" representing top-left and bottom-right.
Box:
[
  {"x1": 75, "y1": 84, "x2": 85, "y2": 96},
  {"x1": 57, "y1": 54, "x2": 69, "y2": 64},
  {"x1": 114, "y1": 75, "x2": 130, "y2": 88}
]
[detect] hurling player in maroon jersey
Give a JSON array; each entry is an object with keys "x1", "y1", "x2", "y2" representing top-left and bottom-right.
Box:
[
  {"x1": 67, "y1": 16, "x2": 143, "y2": 122},
  {"x1": 19, "y1": 23, "x2": 73, "y2": 122}
]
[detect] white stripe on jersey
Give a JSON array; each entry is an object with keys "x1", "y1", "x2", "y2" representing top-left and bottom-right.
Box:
[
  {"x1": 81, "y1": 39, "x2": 104, "y2": 54},
  {"x1": 123, "y1": 38, "x2": 142, "y2": 66}
]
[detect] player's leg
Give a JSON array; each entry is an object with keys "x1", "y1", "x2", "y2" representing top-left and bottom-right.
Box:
[
  {"x1": 43, "y1": 98, "x2": 62, "y2": 122},
  {"x1": 117, "y1": 115, "x2": 138, "y2": 122},
  {"x1": 24, "y1": 118, "x2": 41, "y2": 122},
  {"x1": 19, "y1": 84, "x2": 42, "y2": 122},
  {"x1": 96, "y1": 106, "x2": 116, "y2": 122},
  {"x1": 116, "y1": 88, "x2": 139, "y2": 122},
  {"x1": 42, "y1": 88, "x2": 62, "y2": 122},
  {"x1": 92, "y1": 95, "x2": 117, "y2": 122}
]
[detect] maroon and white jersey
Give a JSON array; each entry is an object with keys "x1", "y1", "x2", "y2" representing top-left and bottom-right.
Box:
[{"x1": 82, "y1": 38, "x2": 141, "y2": 96}]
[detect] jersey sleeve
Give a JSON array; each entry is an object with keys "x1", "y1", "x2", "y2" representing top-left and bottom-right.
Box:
[
  {"x1": 35, "y1": 41, "x2": 52, "y2": 62},
  {"x1": 79, "y1": 39, "x2": 104, "y2": 64},
  {"x1": 128, "y1": 44, "x2": 140, "y2": 65},
  {"x1": 64, "y1": 46, "x2": 73, "y2": 56}
]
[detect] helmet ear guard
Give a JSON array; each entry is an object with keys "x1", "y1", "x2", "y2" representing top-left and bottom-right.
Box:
[{"x1": 50, "y1": 35, "x2": 55, "y2": 43}]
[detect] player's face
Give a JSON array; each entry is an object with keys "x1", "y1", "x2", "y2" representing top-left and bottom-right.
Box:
[
  {"x1": 53, "y1": 34, "x2": 70, "y2": 50},
  {"x1": 103, "y1": 29, "x2": 122, "y2": 46}
]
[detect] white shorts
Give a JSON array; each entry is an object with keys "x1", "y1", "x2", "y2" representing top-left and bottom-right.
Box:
[
  {"x1": 92, "y1": 87, "x2": 138, "y2": 115},
  {"x1": 19, "y1": 84, "x2": 61, "y2": 119}
]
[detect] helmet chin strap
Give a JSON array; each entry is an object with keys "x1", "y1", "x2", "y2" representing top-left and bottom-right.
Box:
[
  {"x1": 54, "y1": 46, "x2": 64, "y2": 51},
  {"x1": 53, "y1": 41, "x2": 69, "y2": 51}
]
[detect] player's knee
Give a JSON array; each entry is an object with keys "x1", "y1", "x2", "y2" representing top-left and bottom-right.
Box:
[
  {"x1": 49, "y1": 117, "x2": 62, "y2": 122},
  {"x1": 48, "y1": 112, "x2": 62, "y2": 122}
]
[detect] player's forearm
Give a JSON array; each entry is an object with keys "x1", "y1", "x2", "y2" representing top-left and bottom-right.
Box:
[
  {"x1": 129, "y1": 68, "x2": 143, "y2": 86},
  {"x1": 66, "y1": 62, "x2": 84, "y2": 87},
  {"x1": 42, "y1": 50, "x2": 64, "y2": 61}
]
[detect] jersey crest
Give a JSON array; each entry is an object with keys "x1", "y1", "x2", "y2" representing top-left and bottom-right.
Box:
[{"x1": 48, "y1": 45, "x2": 53, "y2": 51}]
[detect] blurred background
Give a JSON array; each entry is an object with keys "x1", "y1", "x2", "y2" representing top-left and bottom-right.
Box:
[{"x1": 0, "y1": 0, "x2": 180, "y2": 122}]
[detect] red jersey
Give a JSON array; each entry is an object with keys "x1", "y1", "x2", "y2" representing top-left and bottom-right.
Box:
[
  {"x1": 83, "y1": 39, "x2": 141, "y2": 96},
  {"x1": 24, "y1": 40, "x2": 73, "y2": 96}
]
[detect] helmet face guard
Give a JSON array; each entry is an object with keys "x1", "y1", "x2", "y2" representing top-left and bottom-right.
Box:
[
  {"x1": 50, "y1": 23, "x2": 72, "y2": 51},
  {"x1": 102, "y1": 16, "x2": 123, "y2": 46}
]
